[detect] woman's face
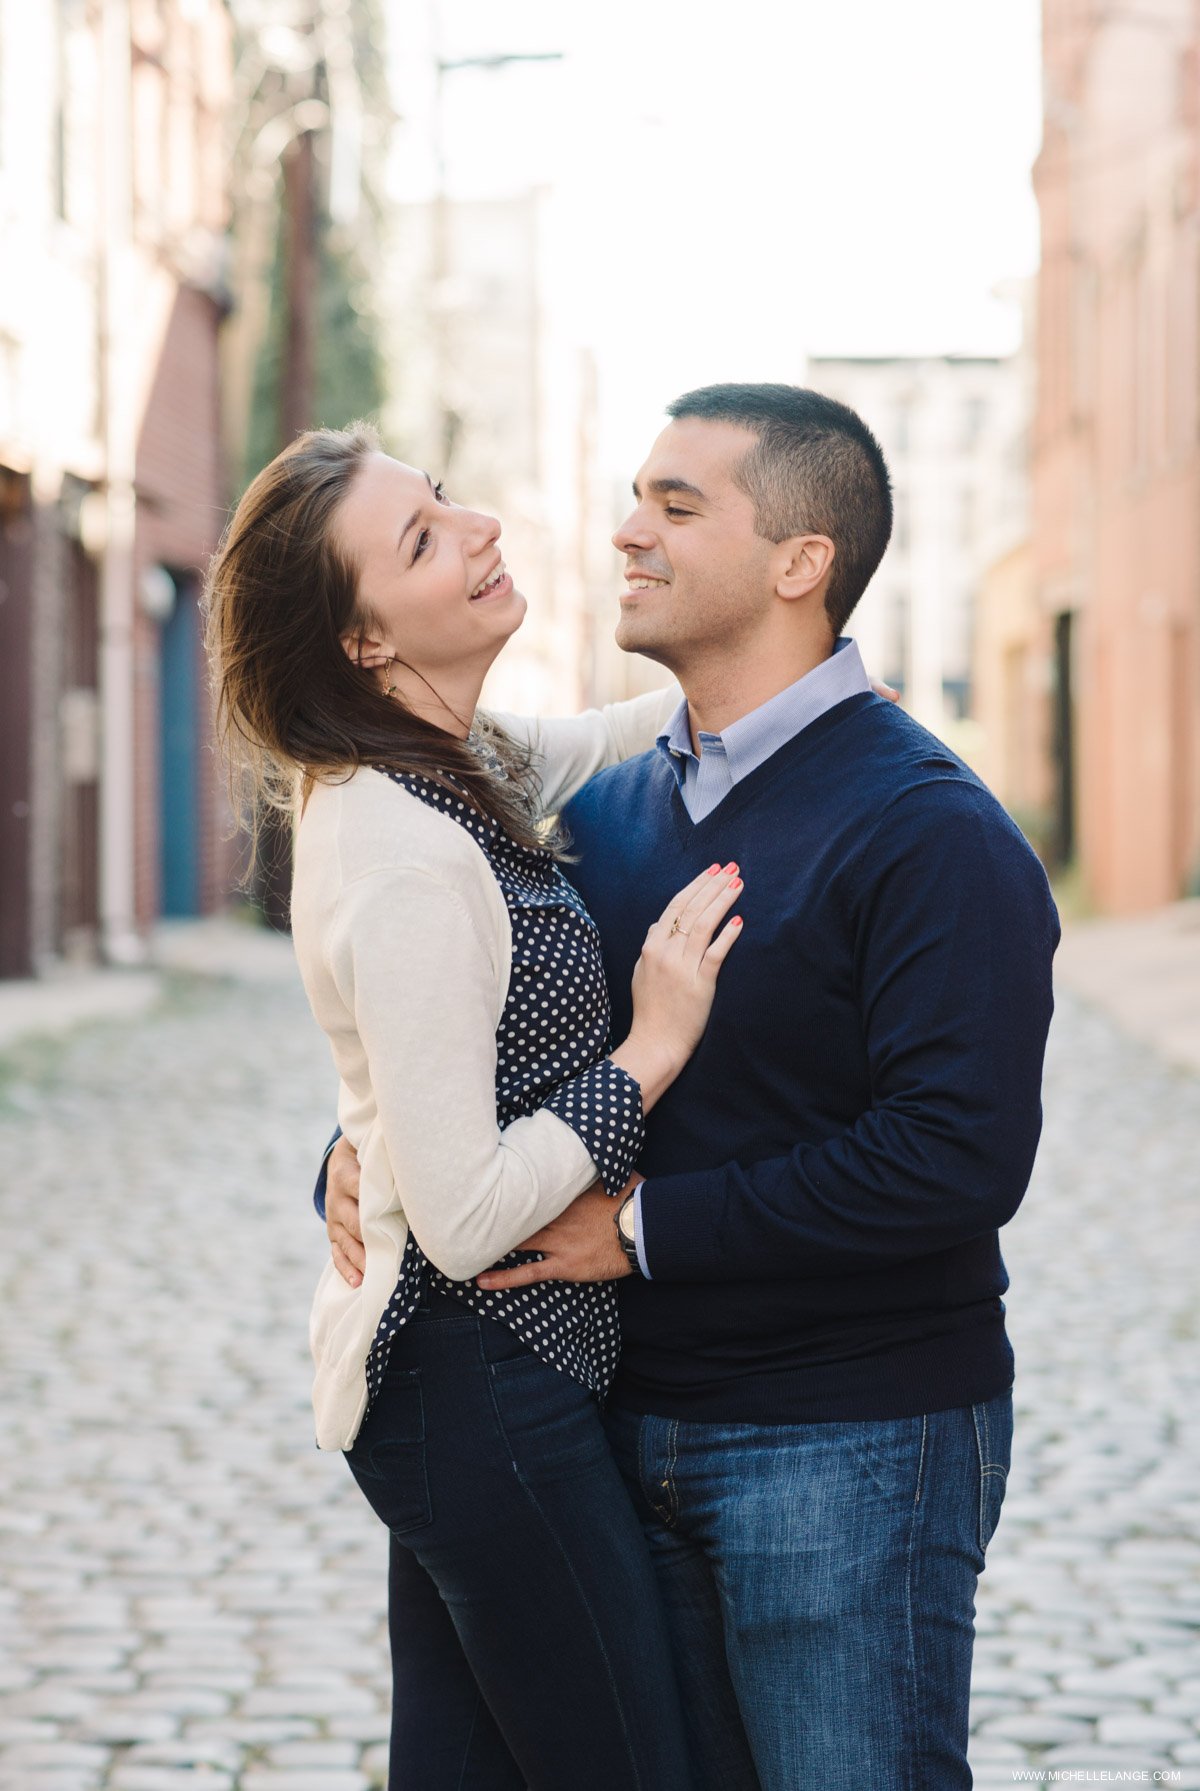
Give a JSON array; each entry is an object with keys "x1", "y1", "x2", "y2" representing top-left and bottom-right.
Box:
[{"x1": 333, "y1": 452, "x2": 526, "y2": 677}]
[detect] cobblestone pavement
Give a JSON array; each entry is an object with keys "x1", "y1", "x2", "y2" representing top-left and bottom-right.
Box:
[{"x1": 0, "y1": 963, "x2": 1198, "y2": 1790}]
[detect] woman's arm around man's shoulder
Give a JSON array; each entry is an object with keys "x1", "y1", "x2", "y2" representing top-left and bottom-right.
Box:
[{"x1": 491, "y1": 685, "x2": 681, "y2": 814}]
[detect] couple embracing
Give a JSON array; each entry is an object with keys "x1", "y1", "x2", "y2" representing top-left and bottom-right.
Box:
[{"x1": 205, "y1": 382, "x2": 1059, "y2": 1791}]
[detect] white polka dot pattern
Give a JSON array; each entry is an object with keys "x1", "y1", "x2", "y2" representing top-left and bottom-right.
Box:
[{"x1": 361, "y1": 769, "x2": 645, "y2": 1412}]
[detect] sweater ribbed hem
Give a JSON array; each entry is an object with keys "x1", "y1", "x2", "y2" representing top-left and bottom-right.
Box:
[{"x1": 607, "y1": 1317, "x2": 1014, "y2": 1424}]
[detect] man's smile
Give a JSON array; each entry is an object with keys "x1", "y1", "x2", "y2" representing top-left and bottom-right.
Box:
[{"x1": 622, "y1": 568, "x2": 671, "y2": 596}]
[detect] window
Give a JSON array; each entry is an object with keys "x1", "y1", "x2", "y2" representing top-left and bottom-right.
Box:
[
  {"x1": 892, "y1": 492, "x2": 910, "y2": 555},
  {"x1": 54, "y1": 0, "x2": 93, "y2": 229},
  {"x1": 961, "y1": 395, "x2": 987, "y2": 451}
]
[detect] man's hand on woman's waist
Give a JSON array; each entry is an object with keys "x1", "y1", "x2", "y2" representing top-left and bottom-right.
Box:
[{"x1": 476, "y1": 1173, "x2": 643, "y2": 1291}]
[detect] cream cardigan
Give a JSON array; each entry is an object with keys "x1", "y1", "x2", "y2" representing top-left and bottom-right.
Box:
[{"x1": 291, "y1": 687, "x2": 678, "y2": 1451}]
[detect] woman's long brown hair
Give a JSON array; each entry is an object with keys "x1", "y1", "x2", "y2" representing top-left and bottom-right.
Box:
[{"x1": 203, "y1": 422, "x2": 555, "y2": 868}]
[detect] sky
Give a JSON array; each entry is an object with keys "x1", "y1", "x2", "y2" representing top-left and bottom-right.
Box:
[{"x1": 384, "y1": 0, "x2": 1042, "y2": 466}]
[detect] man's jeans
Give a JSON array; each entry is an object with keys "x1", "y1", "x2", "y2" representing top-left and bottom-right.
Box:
[{"x1": 603, "y1": 1390, "x2": 1013, "y2": 1791}]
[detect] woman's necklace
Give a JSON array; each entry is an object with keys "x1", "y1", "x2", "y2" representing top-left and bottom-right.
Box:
[{"x1": 465, "y1": 731, "x2": 509, "y2": 781}]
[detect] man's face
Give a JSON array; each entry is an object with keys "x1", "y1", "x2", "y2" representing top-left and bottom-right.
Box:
[{"x1": 612, "y1": 418, "x2": 777, "y2": 669}]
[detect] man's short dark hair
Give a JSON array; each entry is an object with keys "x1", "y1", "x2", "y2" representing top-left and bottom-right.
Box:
[{"x1": 666, "y1": 383, "x2": 892, "y2": 635}]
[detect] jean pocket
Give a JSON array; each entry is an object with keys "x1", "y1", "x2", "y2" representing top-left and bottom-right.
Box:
[
  {"x1": 488, "y1": 1350, "x2": 605, "y2": 1472},
  {"x1": 971, "y1": 1393, "x2": 1013, "y2": 1556},
  {"x1": 344, "y1": 1368, "x2": 432, "y2": 1535}
]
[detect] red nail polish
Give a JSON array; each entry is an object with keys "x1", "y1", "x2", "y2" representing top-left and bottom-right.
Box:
[
  {"x1": 707, "y1": 863, "x2": 721, "y2": 874},
  {"x1": 724, "y1": 861, "x2": 738, "y2": 873},
  {"x1": 729, "y1": 877, "x2": 742, "y2": 890},
  {"x1": 732, "y1": 916, "x2": 743, "y2": 927}
]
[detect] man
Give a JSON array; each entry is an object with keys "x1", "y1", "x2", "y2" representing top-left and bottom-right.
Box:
[{"x1": 325, "y1": 384, "x2": 1059, "y2": 1789}]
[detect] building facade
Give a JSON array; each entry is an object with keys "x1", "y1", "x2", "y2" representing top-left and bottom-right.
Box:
[
  {"x1": 808, "y1": 355, "x2": 1029, "y2": 744},
  {"x1": 382, "y1": 185, "x2": 602, "y2": 717},
  {"x1": 0, "y1": 0, "x2": 235, "y2": 978},
  {"x1": 1030, "y1": 0, "x2": 1200, "y2": 911}
]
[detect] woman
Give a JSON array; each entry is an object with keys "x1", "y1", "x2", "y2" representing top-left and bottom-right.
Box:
[{"x1": 204, "y1": 422, "x2": 744, "y2": 1791}]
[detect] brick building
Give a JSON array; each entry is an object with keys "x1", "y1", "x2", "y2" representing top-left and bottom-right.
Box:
[
  {"x1": 0, "y1": 0, "x2": 235, "y2": 978},
  {"x1": 1025, "y1": 0, "x2": 1200, "y2": 910}
]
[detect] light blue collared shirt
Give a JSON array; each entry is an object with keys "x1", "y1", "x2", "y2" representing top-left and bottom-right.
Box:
[
  {"x1": 632, "y1": 637, "x2": 872, "y2": 1276},
  {"x1": 654, "y1": 636, "x2": 872, "y2": 823}
]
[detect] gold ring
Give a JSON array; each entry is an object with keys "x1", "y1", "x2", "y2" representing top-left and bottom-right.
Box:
[{"x1": 669, "y1": 915, "x2": 689, "y2": 938}]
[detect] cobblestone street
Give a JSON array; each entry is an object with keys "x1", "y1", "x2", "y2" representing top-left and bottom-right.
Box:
[{"x1": 1, "y1": 945, "x2": 1198, "y2": 1790}]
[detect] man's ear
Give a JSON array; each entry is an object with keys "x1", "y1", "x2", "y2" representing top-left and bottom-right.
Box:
[{"x1": 775, "y1": 534, "x2": 835, "y2": 602}]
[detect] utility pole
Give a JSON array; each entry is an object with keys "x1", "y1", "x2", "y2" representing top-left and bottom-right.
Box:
[
  {"x1": 256, "y1": 123, "x2": 319, "y2": 931},
  {"x1": 96, "y1": 0, "x2": 142, "y2": 965},
  {"x1": 249, "y1": 19, "x2": 324, "y2": 931},
  {"x1": 280, "y1": 127, "x2": 319, "y2": 445}
]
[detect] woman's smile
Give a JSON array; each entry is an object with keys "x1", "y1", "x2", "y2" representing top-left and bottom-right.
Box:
[{"x1": 468, "y1": 561, "x2": 512, "y2": 602}]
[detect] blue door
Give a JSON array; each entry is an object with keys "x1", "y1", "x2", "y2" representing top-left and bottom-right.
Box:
[{"x1": 159, "y1": 574, "x2": 201, "y2": 916}]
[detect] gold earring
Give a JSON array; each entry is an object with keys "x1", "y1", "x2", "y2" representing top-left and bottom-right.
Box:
[{"x1": 383, "y1": 655, "x2": 397, "y2": 697}]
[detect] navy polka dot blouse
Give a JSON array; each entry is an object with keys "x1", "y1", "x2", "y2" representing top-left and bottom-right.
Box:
[{"x1": 362, "y1": 769, "x2": 643, "y2": 1411}]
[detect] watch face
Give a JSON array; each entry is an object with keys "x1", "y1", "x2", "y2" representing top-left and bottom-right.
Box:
[{"x1": 618, "y1": 1198, "x2": 637, "y2": 1242}]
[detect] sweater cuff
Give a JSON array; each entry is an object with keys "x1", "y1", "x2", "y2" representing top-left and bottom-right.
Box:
[
  {"x1": 636, "y1": 1165, "x2": 728, "y2": 1281},
  {"x1": 543, "y1": 1062, "x2": 644, "y2": 1197}
]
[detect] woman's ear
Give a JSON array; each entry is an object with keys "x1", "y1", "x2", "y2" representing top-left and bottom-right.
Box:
[{"x1": 340, "y1": 629, "x2": 392, "y2": 671}]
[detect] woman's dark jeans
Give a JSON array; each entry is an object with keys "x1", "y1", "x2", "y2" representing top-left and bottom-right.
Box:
[{"x1": 344, "y1": 1292, "x2": 695, "y2": 1791}]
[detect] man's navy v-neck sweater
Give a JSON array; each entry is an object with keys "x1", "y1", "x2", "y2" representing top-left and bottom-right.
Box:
[{"x1": 562, "y1": 690, "x2": 1060, "y2": 1423}]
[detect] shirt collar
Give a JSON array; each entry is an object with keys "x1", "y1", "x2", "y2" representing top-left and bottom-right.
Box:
[{"x1": 654, "y1": 637, "x2": 871, "y2": 789}]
